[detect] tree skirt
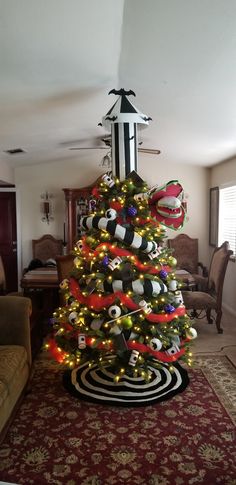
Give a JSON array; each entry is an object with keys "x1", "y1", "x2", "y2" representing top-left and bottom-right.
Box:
[{"x1": 63, "y1": 360, "x2": 189, "y2": 406}]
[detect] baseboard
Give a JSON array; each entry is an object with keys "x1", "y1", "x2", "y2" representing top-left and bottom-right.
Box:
[{"x1": 222, "y1": 302, "x2": 236, "y2": 317}]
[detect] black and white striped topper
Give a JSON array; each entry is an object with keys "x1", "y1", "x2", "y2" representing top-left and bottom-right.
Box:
[{"x1": 101, "y1": 89, "x2": 152, "y2": 181}]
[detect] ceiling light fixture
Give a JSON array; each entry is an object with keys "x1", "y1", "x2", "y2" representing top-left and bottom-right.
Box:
[{"x1": 4, "y1": 148, "x2": 26, "y2": 154}]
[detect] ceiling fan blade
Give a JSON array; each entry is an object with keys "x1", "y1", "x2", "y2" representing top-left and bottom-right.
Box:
[
  {"x1": 69, "y1": 147, "x2": 108, "y2": 150},
  {"x1": 61, "y1": 134, "x2": 109, "y2": 147},
  {"x1": 69, "y1": 147, "x2": 160, "y2": 154},
  {"x1": 138, "y1": 148, "x2": 161, "y2": 155}
]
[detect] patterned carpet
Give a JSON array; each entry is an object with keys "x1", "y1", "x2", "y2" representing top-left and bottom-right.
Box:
[{"x1": 0, "y1": 353, "x2": 235, "y2": 485}]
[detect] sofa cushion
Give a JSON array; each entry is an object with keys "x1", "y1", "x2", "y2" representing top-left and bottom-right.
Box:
[{"x1": 0, "y1": 345, "x2": 28, "y2": 387}]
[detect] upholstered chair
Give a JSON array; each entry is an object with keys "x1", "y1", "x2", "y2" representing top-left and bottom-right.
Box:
[
  {"x1": 182, "y1": 242, "x2": 233, "y2": 333},
  {"x1": 167, "y1": 234, "x2": 207, "y2": 277},
  {"x1": 32, "y1": 234, "x2": 63, "y2": 263}
]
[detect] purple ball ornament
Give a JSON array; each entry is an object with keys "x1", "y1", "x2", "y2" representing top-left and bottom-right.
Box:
[
  {"x1": 159, "y1": 270, "x2": 168, "y2": 279},
  {"x1": 127, "y1": 206, "x2": 138, "y2": 217},
  {"x1": 164, "y1": 304, "x2": 176, "y2": 314},
  {"x1": 102, "y1": 255, "x2": 110, "y2": 266},
  {"x1": 49, "y1": 317, "x2": 56, "y2": 326}
]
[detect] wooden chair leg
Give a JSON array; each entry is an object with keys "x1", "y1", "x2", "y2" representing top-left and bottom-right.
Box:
[
  {"x1": 206, "y1": 309, "x2": 213, "y2": 324},
  {"x1": 215, "y1": 310, "x2": 223, "y2": 334}
]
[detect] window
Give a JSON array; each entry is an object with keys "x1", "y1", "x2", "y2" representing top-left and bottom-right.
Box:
[
  {"x1": 209, "y1": 187, "x2": 219, "y2": 246},
  {"x1": 218, "y1": 184, "x2": 236, "y2": 257}
]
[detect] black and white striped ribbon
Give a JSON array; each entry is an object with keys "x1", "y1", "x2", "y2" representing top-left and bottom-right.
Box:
[
  {"x1": 79, "y1": 215, "x2": 156, "y2": 254},
  {"x1": 103, "y1": 278, "x2": 167, "y2": 297}
]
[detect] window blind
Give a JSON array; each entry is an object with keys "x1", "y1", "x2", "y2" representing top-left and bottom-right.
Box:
[{"x1": 218, "y1": 185, "x2": 236, "y2": 257}]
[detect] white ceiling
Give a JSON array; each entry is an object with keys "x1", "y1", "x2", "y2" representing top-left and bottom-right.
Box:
[{"x1": 1, "y1": 0, "x2": 236, "y2": 169}]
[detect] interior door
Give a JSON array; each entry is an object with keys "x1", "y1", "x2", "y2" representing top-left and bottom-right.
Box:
[{"x1": 0, "y1": 192, "x2": 18, "y2": 292}]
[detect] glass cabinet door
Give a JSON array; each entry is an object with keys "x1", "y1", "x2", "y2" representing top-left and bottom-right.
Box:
[{"x1": 63, "y1": 181, "x2": 100, "y2": 251}]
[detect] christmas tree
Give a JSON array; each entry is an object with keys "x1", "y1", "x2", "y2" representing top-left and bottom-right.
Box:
[{"x1": 47, "y1": 89, "x2": 196, "y2": 406}]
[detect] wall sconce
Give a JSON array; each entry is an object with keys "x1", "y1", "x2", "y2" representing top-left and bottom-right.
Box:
[
  {"x1": 41, "y1": 191, "x2": 53, "y2": 224},
  {"x1": 99, "y1": 150, "x2": 112, "y2": 168}
]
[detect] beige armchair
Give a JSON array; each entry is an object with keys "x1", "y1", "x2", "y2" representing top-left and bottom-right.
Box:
[{"x1": 0, "y1": 296, "x2": 32, "y2": 441}]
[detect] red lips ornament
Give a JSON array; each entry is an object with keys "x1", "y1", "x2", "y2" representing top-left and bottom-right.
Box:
[{"x1": 149, "y1": 180, "x2": 186, "y2": 230}]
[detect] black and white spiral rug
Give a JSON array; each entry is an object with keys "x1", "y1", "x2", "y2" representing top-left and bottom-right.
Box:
[{"x1": 63, "y1": 360, "x2": 189, "y2": 406}]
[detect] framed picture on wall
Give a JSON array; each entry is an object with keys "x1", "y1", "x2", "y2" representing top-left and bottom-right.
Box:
[{"x1": 209, "y1": 186, "x2": 219, "y2": 246}]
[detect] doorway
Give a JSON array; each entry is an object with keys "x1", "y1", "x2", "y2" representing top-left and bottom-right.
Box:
[{"x1": 0, "y1": 191, "x2": 18, "y2": 292}]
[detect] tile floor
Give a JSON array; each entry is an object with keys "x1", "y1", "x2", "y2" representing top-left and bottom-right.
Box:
[{"x1": 192, "y1": 308, "x2": 236, "y2": 364}]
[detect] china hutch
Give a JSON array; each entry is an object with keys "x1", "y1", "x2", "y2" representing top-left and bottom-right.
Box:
[{"x1": 63, "y1": 178, "x2": 100, "y2": 251}]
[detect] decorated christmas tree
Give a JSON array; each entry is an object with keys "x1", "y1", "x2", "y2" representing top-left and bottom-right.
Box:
[{"x1": 47, "y1": 89, "x2": 197, "y2": 406}]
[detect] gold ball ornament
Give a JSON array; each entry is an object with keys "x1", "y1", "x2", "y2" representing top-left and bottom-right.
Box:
[
  {"x1": 86, "y1": 236, "x2": 95, "y2": 244},
  {"x1": 168, "y1": 256, "x2": 177, "y2": 267},
  {"x1": 186, "y1": 327, "x2": 198, "y2": 339}
]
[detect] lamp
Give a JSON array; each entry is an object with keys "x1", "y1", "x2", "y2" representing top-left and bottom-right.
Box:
[
  {"x1": 41, "y1": 191, "x2": 53, "y2": 224},
  {"x1": 100, "y1": 150, "x2": 112, "y2": 169}
]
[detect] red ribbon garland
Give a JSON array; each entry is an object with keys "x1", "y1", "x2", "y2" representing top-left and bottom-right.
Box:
[
  {"x1": 81, "y1": 238, "x2": 172, "y2": 275},
  {"x1": 126, "y1": 340, "x2": 186, "y2": 362},
  {"x1": 48, "y1": 332, "x2": 187, "y2": 364},
  {"x1": 86, "y1": 335, "x2": 187, "y2": 363},
  {"x1": 47, "y1": 339, "x2": 67, "y2": 363},
  {"x1": 69, "y1": 278, "x2": 187, "y2": 322}
]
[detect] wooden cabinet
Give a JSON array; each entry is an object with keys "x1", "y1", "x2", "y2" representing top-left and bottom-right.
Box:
[{"x1": 63, "y1": 179, "x2": 100, "y2": 251}]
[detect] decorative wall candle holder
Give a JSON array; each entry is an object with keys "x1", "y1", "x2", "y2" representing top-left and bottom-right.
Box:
[{"x1": 41, "y1": 191, "x2": 53, "y2": 224}]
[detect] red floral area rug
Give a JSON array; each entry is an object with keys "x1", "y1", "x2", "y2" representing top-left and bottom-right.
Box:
[{"x1": 0, "y1": 353, "x2": 235, "y2": 485}]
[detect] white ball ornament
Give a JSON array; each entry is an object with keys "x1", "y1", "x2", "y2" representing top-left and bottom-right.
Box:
[
  {"x1": 149, "y1": 338, "x2": 162, "y2": 351},
  {"x1": 59, "y1": 278, "x2": 69, "y2": 290},
  {"x1": 76, "y1": 240, "x2": 83, "y2": 251},
  {"x1": 105, "y1": 208, "x2": 117, "y2": 220},
  {"x1": 168, "y1": 279, "x2": 178, "y2": 291},
  {"x1": 108, "y1": 305, "x2": 122, "y2": 319},
  {"x1": 68, "y1": 311, "x2": 78, "y2": 324},
  {"x1": 186, "y1": 327, "x2": 198, "y2": 339}
]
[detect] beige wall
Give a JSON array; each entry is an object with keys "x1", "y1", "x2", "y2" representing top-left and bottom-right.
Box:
[
  {"x1": 210, "y1": 157, "x2": 236, "y2": 315},
  {"x1": 15, "y1": 153, "x2": 209, "y2": 274},
  {"x1": 0, "y1": 160, "x2": 14, "y2": 184},
  {"x1": 15, "y1": 153, "x2": 102, "y2": 269}
]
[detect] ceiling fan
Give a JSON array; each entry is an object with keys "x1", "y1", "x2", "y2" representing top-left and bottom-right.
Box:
[{"x1": 60, "y1": 136, "x2": 161, "y2": 155}]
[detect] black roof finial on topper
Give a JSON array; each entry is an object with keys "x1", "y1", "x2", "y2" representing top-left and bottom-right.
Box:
[{"x1": 108, "y1": 88, "x2": 136, "y2": 97}]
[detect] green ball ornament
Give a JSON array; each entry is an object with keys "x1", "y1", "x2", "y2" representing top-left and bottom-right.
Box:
[
  {"x1": 121, "y1": 316, "x2": 133, "y2": 329},
  {"x1": 168, "y1": 256, "x2": 177, "y2": 267}
]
